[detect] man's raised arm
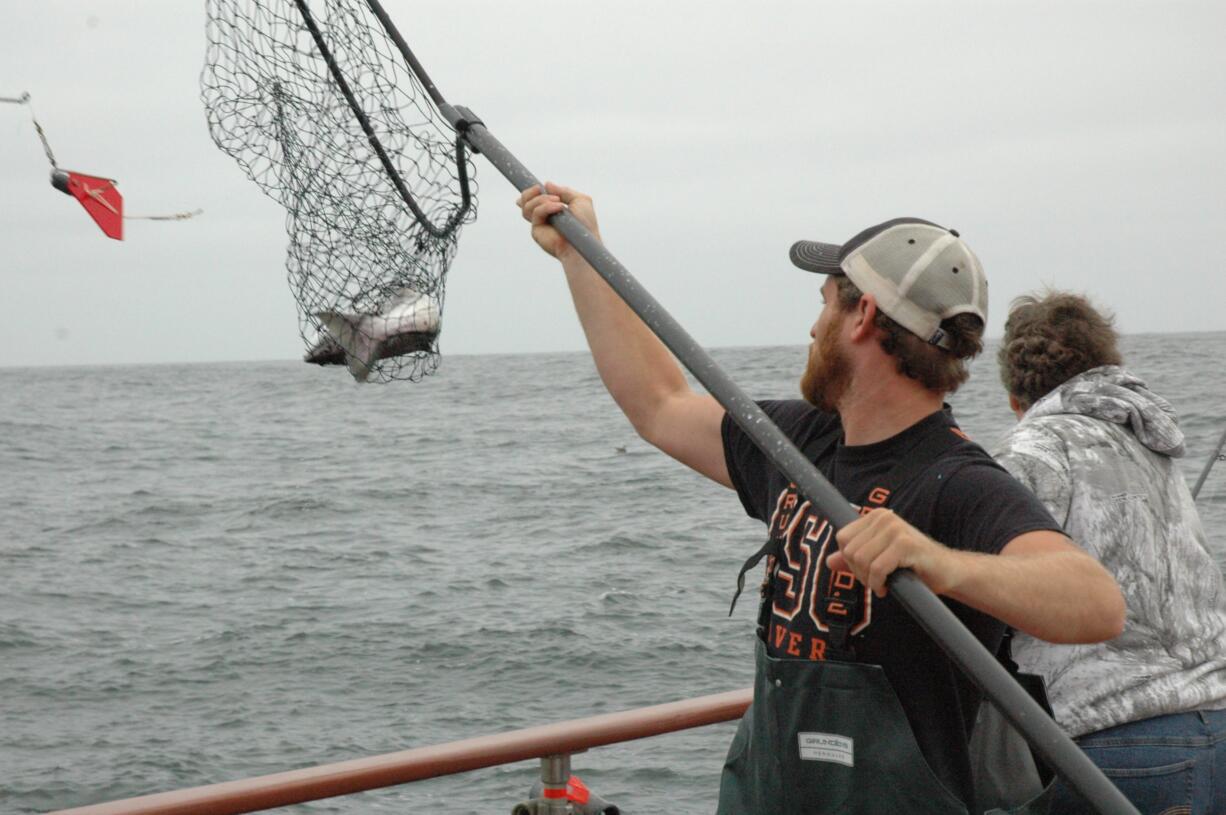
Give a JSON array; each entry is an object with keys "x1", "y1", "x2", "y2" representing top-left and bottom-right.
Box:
[{"x1": 518, "y1": 183, "x2": 730, "y2": 487}]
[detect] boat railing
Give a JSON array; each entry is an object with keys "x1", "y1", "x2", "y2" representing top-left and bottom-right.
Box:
[{"x1": 48, "y1": 687, "x2": 754, "y2": 815}]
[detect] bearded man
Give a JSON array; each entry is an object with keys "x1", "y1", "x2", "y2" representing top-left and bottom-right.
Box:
[{"x1": 518, "y1": 184, "x2": 1125, "y2": 815}]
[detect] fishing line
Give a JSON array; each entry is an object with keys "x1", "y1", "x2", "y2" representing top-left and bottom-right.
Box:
[
  {"x1": 2, "y1": 91, "x2": 60, "y2": 168},
  {"x1": 1192, "y1": 425, "x2": 1226, "y2": 500}
]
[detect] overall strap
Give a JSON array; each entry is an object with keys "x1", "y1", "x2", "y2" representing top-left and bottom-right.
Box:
[
  {"x1": 855, "y1": 418, "x2": 974, "y2": 510},
  {"x1": 729, "y1": 424, "x2": 843, "y2": 619},
  {"x1": 820, "y1": 416, "x2": 974, "y2": 659}
]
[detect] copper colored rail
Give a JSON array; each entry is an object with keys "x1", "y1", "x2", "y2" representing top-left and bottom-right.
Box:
[{"x1": 50, "y1": 687, "x2": 753, "y2": 815}]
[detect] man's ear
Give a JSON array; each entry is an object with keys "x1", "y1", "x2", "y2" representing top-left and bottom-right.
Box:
[{"x1": 849, "y1": 294, "x2": 879, "y2": 341}]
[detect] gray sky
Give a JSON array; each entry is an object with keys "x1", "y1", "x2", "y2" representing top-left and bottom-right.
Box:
[{"x1": 2, "y1": 0, "x2": 1223, "y2": 369}]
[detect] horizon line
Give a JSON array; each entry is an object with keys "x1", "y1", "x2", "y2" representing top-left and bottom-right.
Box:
[{"x1": 0, "y1": 329, "x2": 1221, "y2": 373}]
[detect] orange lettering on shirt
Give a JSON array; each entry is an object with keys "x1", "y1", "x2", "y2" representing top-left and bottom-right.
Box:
[
  {"x1": 787, "y1": 632, "x2": 803, "y2": 656},
  {"x1": 774, "y1": 624, "x2": 788, "y2": 650},
  {"x1": 809, "y1": 638, "x2": 827, "y2": 661}
]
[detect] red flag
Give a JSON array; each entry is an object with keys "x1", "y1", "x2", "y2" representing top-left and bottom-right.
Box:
[{"x1": 51, "y1": 169, "x2": 123, "y2": 240}]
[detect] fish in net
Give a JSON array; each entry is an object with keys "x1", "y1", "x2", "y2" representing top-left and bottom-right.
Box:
[{"x1": 201, "y1": 0, "x2": 477, "y2": 382}]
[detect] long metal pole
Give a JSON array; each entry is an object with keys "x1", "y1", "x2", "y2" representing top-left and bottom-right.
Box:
[
  {"x1": 1192, "y1": 426, "x2": 1226, "y2": 500},
  {"x1": 450, "y1": 117, "x2": 1137, "y2": 815}
]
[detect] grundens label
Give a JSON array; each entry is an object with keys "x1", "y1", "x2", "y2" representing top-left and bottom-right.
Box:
[{"x1": 797, "y1": 732, "x2": 854, "y2": 767}]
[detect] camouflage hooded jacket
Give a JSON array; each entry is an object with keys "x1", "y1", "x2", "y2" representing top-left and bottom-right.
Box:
[{"x1": 991, "y1": 365, "x2": 1226, "y2": 737}]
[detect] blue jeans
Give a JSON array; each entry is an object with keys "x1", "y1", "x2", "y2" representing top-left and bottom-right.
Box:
[{"x1": 1050, "y1": 709, "x2": 1226, "y2": 815}]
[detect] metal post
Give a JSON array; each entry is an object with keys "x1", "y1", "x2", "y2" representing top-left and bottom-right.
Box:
[{"x1": 539, "y1": 754, "x2": 571, "y2": 815}]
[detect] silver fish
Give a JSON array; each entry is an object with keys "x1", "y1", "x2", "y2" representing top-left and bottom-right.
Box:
[{"x1": 310, "y1": 288, "x2": 440, "y2": 382}]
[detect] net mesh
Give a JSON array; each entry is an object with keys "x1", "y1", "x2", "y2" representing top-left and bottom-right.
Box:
[{"x1": 201, "y1": 0, "x2": 477, "y2": 382}]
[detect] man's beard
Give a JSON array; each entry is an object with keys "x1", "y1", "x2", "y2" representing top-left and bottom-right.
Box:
[{"x1": 800, "y1": 317, "x2": 851, "y2": 413}]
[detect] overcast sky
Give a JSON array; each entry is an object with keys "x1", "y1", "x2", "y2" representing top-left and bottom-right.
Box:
[{"x1": 2, "y1": 0, "x2": 1223, "y2": 369}]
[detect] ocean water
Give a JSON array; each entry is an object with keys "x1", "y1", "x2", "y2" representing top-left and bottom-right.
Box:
[{"x1": 2, "y1": 334, "x2": 1224, "y2": 815}]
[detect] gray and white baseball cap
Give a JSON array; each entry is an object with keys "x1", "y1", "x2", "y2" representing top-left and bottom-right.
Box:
[{"x1": 789, "y1": 217, "x2": 987, "y2": 350}]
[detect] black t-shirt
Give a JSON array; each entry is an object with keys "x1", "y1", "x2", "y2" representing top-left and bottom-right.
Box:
[{"x1": 721, "y1": 401, "x2": 1061, "y2": 807}]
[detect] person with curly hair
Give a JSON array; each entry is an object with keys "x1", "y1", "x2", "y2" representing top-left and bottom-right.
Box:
[{"x1": 993, "y1": 290, "x2": 1226, "y2": 814}]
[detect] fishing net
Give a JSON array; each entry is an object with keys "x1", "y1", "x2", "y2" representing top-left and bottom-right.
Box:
[{"x1": 201, "y1": 0, "x2": 477, "y2": 382}]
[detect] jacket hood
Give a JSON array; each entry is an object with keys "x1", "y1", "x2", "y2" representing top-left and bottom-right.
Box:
[{"x1": 1023, "y1": 365, "x2": 1185, "y2": 457}]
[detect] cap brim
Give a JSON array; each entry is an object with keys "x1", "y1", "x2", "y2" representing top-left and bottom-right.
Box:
[{"x1": 789, "y1": 240, "x2": 844, "y2": 275}]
